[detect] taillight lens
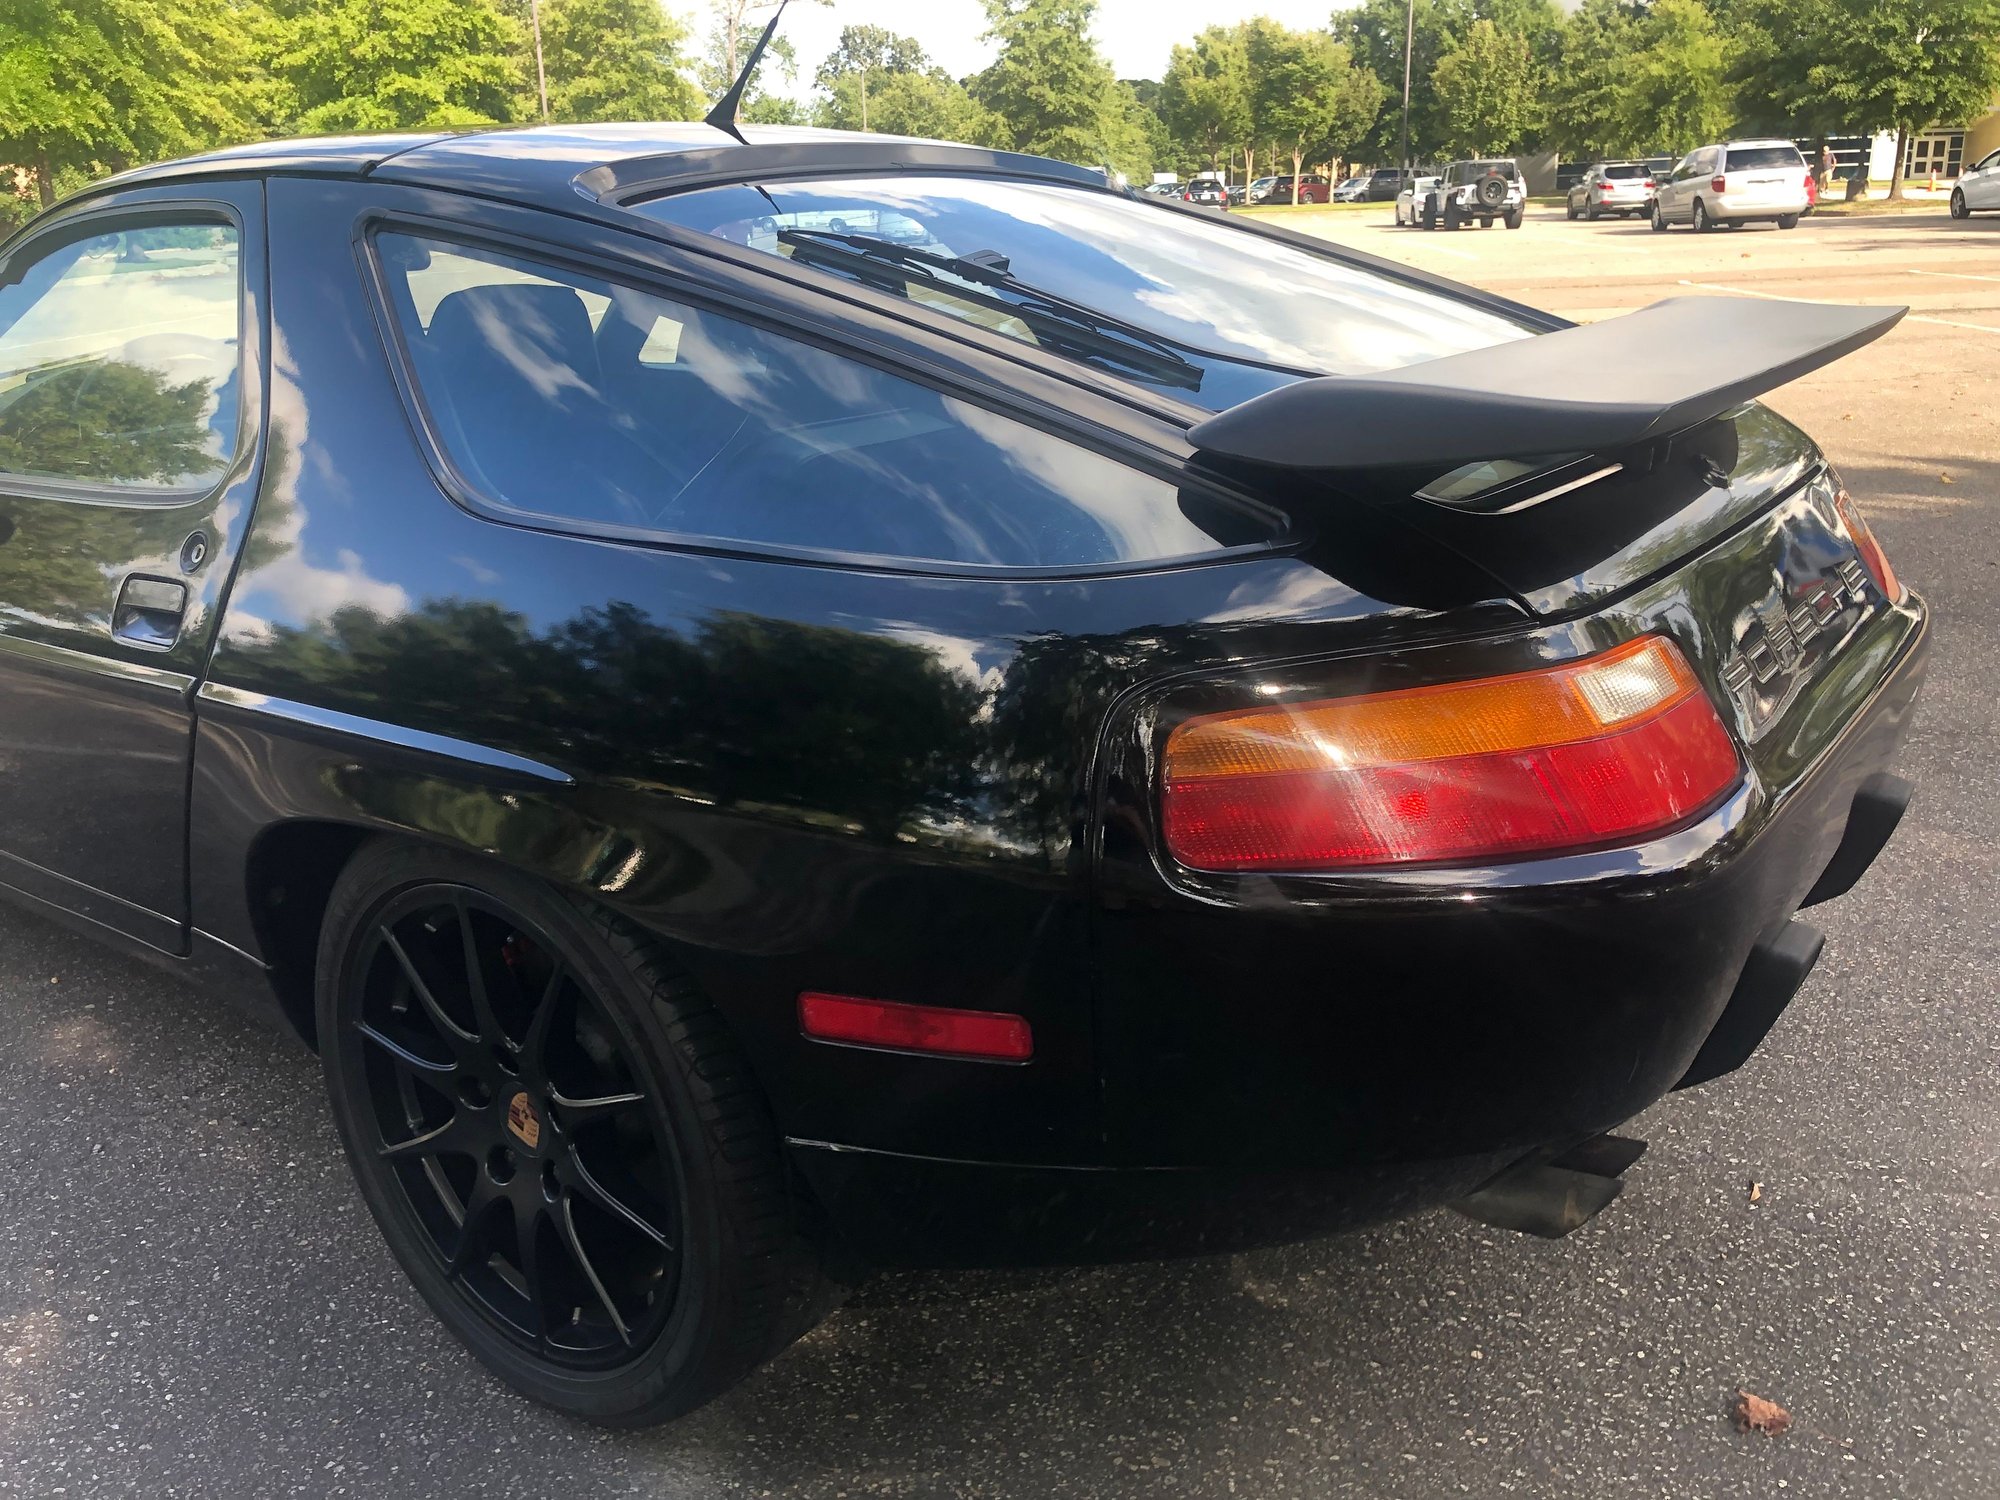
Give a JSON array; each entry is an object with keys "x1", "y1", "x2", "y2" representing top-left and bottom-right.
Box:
[
  {"x1": 1161, "y1": 636, "x2": 1740, "y2": 872},
  {"x1": 1831, "y1": 487, "x2": 1903, "y2": 601},
  {"x1": 1711, "y1": 175, "x2": 1728, "y2": 193}
]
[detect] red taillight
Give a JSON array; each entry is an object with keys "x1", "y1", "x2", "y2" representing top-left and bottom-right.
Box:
[
  {"x1": 1160, "y1": 636, "x2": 1740, "y2": 872},
  {"x1": 1831, "y1": 487, "x2": 1903, "y2": 601},
  {"x1": 798, "y1": 992, "x2": 1033, "y2": 1062},
  {"x1": 1644, "y1": 179, "x2": 1656, "y2": 189},
  {"x1": 1711, "y1": 175, "x2": 1728, "y2": 193}
]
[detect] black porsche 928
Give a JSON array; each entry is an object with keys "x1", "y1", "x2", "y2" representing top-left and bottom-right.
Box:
[{"x1": 0, "y1": 124, "x2": 1927, "y2": 1424}]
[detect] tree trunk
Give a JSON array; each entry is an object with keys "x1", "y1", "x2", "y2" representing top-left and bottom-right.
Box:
[
  {"x1": 1887, "y1": 126, "x2": 1908, "y2": 202},
  {"x1": 34, "y1": 150, "x2": 55, "y2": 209},
  {"x1": 1292, "y1": 147, "x2": 1304, "y2": 198}
]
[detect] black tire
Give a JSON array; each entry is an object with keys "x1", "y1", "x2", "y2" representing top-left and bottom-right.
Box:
[
  {"x1": 1476, "y1": 174, "x2": 1508, "y2": 210},
  {"x1": 1443, "y1": 201, "x2": 1461, "y2": 230},
  {"x1": 1692, "y1": 199, "x2": 1712, "y2": 232},
  {"x1": 317, "y1": 840, "x2": 833, "y2": 1427},
  {"x1": 1776, "y1": 212, "x2": 1799, "y2": 230},
  {"x1": 1504, "y1": 205, "x2": 1523, "y2": 229},
  {"x1": 1567, "y1": 198, "x2": 1579, "y2": 220},
  {"x1": 1480, "y1": 216, "x2": 1493, "y2": 228},
  {"x1": 1585, "y1": 200, "x2": 1600, "y2": 222},
  {"x1": 1951, "y1": 188, "x2": 1970, "y2": 220},
  {"x1": 1651, "y1": 198, "x2": 1668, "y2": 231}
]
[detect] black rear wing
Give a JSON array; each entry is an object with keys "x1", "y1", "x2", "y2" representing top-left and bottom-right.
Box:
[{"x1": 1187, "y1": 296, "x2": 1904, "y2": 472}]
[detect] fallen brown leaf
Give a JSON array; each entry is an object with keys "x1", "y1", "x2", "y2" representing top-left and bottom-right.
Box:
[
  {"x1": 1940, "y1": 472, "x2": 1956, "y2": 484},
  {"x1": 1736, "y1": 1389, "x2": 1792, "y2": 1437},
  {"x1": 1749, "y1": 1181, "x2": 1762, "y2": 1204}
]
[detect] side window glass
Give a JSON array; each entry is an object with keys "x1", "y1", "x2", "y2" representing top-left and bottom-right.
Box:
[
  {"x1": 374, "y1": 231, "x2": 1271, "y2": 570},
  {"x1": 0, "y1": 222, "x2": 240, "y2": 491}
]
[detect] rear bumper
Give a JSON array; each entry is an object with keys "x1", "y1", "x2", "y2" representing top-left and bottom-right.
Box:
[
  {"x1": 799, "y1": 598, "x2": 1929, "y2": 1269},
  {"x1": 1714, "y1": 194, "x2": 1809, "y2": 219}
]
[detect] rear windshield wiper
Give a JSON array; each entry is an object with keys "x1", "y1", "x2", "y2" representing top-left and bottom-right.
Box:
[{"x1": 774, "y1": 227, "x2": 1205, "y2": 392}]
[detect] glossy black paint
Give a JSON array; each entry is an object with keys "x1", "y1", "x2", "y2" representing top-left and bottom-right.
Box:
[
  {"x1": 1, "y1": 127, "x2": 1930, "y2": 1268},
  {"x1": 0, "y1": 180, "x2": 270, "y2": 951}
]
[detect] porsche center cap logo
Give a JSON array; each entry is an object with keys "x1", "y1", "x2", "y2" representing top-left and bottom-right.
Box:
[{"x1": 505, "y1": 1092, "x2": 542, "y2": 1150}]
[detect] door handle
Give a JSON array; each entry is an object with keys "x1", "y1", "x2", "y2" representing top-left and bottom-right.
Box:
[{"x1": 113, "y1": 576, "x2": 189, "y2": 650}]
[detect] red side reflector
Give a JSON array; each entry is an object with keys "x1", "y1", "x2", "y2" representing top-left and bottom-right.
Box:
[
  {"x1": 798, "y1": 992, "x2": 1033, "y2": 1062},
  {"x1": 1161, "y1": 636, "x2": 1741, "y2": 872}
]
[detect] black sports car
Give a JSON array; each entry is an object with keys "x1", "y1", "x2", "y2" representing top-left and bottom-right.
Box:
[{"x1": 0, "y1": 124, "x2": 1927, "y2": 1426}]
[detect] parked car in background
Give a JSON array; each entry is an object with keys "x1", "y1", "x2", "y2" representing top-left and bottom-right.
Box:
[
  {"x1": 1333, "y1": 175, "x2": 1370, "y2": 202},
  {"x1": 1395, "y1": 174, "x2": 1441, "y2": 226},
  {"x1": 1227, "y1": 182, "x2": 1249, "y2": 205},
  {"x1": 1567, "y1": 162, "x2": 1655, "y2": 220},
  {"x1": 1424, "y1": 159, "x2": 1526, "y2": 229},
  {"x1": 1652, "y1": 140, "x2": 1809, "y2": 231},
  {"x1": 1952, "y1": 147, "x2": 2000, "y2": 217},
  {"x1": 1262, "y1": 175, "x2": 1330, "y2": 205},
  {"x1": 1362, "y1": 166, "x2": 1416, "y2": 201},
  {"x1": 1143, "y1": 181, "x2": 1184, "y2": 198},
  {"x1": 1182, "y1": 177, "x2": 1227, "y2": 207}
]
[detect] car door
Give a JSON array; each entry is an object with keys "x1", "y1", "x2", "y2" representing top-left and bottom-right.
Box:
[
  {"x1": 1672, "y1": 153, "x2": 1704, "y2": 220},
  {"x1": 1966, "y1": 149, "x2": 2000, "y2": 208},
  {"x1": 0, "y1": 181, "x2": 267, "y2": 952}
]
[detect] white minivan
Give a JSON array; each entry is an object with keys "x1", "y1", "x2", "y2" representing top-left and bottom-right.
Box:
[{"x1": 1651, "y1": 140, "x2": 1809, "y2": 231}]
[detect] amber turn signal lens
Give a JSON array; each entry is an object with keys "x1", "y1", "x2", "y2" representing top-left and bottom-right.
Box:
[
  {"x1": 1831, "y1": 487, "x2": 1902, "y2": 602},
  {"x1": 1161, "y1": 636, "x2": 1740, "y2": 872}
]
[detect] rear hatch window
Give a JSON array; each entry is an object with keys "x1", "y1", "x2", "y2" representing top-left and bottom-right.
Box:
[
  {"x1": 627, "y1": 175, "x2": 1536, "y2": 411},
  {"x1": 1725, "y1": 146, "x2": 1803, "y2": 171},
  {"x1": 1602, "y1": 164, "x2": 1649, "y2": 179}
]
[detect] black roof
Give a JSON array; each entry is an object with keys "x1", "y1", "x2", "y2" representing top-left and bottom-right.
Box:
[{"x1": 83, "y1": 123, "x2": 1113, "y2": 216}]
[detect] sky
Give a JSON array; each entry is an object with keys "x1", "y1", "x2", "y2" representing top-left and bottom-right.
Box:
[{"x1": 766, "y1": 0, "x2": 1346, "y2": 100}]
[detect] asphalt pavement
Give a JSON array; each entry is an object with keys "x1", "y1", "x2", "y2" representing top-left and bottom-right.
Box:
[{"x1": 2, "y1": 208, "x2": 1998, "y2": 1499}]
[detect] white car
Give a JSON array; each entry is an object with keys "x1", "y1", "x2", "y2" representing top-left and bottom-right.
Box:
[
  {"x1": 1952, "y1": 148, "x2": 2000, "y2": 217},
  {"x1": 1395, "y1": 175, "x2": 1440, "y2": 226},
  {"x1": 1651, "y1": 140, "x2": 1809, "y2": 231},
  {"x1": 1332, "y1": 175, "x2": 1370, "y2": 202}
]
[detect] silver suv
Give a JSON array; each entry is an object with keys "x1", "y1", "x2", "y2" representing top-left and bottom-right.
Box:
[
  {"x1": 1422, "y1": 159, "x2": 1525, "y2": 230},
  {"x1": 1651, "y1": 140, "x2": 1809, "y2": 231}
]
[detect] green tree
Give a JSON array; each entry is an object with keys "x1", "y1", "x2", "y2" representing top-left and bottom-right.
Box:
[
  {"x1": 0, "y1": 0, "x2": 276, "y2": 207},
  {"x1": 1546, "y1": 0, "x2": 1647, "y2": 160},
  {"x1": 1429, "y1": 17, "x2": 1540, "y2": 158},
  {"x1": 972, "y1": 0, "x2": 1128, "y2": 168},
  {"x1": 1248, "y1": 25, "x2": 1384, "y2": 184},
  {"x1": 1619, "y1": 0, "x2": 1732, "y2": 158},
  {"x1": 1733, "y1": 0, "x2": 2000, "y2": 198},
  {"x1": 812, "y1": 24, "x2": 992, "y2": 140},
  {"x1": 274, "y1": 0, "x2": 525, "y2": 132},
  {"x1": 1159, "y1": 25, "x2": 1252, "y2": 174},
  {"x1": 537, "y1": 0, "x2": 700, "y2": 122}
]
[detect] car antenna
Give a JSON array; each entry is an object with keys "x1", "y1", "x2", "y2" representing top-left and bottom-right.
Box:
[{"x1": 704, "y1": 0, "x2": 791, "y2": 145}]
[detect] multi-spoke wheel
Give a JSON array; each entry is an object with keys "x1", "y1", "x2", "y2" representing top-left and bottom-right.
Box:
[{"x1": 318, "y1": 841, "x2": 830, "y2": 1425}]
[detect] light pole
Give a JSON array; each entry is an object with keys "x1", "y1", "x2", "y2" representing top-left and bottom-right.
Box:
[
  {"x1": 530, "y1": 0, "x2": 549, "y2": 122},
  {"x1": 1400, "y1": 0, "x2": 1414, "y2": 174}
]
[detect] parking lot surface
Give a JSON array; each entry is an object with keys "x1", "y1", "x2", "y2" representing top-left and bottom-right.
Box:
[{"x1": 2, "y1": 209, "x2": 1997, "y2": 1499}]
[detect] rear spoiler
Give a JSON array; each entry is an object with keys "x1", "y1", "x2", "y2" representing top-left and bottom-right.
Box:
[{"x1": 1187, "y1": 296, "x2": 1904, "y2": 471}]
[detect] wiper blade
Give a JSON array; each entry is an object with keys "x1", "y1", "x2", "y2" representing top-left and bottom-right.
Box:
[{"x1": 775, "y1": 227, "x2": 1204, "y2": 392}]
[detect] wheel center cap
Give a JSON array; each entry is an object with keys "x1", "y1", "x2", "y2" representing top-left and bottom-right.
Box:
[{"x1": 504, "y1": 1091, "x2": 543, "y2": 1152}]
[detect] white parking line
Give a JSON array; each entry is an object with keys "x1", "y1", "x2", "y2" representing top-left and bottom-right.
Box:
[
  {"x1": 1907, "y1": 267, "x2": 2000, "y2": 286},
  {"x1": 1677, "y1": 277, "x2": 2000, "y2": 333}
]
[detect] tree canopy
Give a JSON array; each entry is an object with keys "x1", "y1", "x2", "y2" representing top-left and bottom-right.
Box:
[
  {"x1": 1429, "y1": 18, "x2": 1540, "y2": 159},
  {"x1": 537, "y1": 0, "x2": 700, "y2": 123}
]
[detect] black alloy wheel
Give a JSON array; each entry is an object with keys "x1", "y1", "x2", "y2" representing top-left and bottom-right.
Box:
[{"x1": 319, "y1": 841, "x2": 830, "y2": 1425}]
